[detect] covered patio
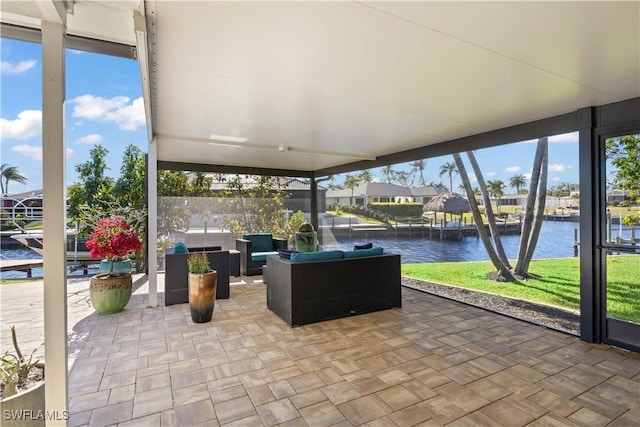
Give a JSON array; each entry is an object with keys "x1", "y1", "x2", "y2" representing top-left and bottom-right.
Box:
[
  {"x1": 2, "y1": 276, "x2": 639, "y2": 426},
  {"x1": 1, "y1": 0, "x2": 640, "y2": 422}
]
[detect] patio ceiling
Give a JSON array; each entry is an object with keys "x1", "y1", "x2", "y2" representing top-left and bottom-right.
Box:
[{"x1": 2, "y1": 1, "x2": 639, "y2": 173}]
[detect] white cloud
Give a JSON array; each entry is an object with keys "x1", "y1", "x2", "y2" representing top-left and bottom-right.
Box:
[
  {"x1": 485, "y1": 172, "x2": 496, "y2": 177},
  {"x1": 106, "y1": 97, "x2": 146, "y2": 131},
  {"x1": 523, "y1": 173, "x2": 532, "y2": 180},
  {"x1": 504, "y1": 166, "x2": 521, "y2": 173},
  {"x1": 518, "y1": 132, "x2": 578, "y2": 144},
  {"x1": 552, "y1": 176, "x2": 561, "y2": 182},
  {"x1": 66, "y1": 148, "x2": 75, "y2": 158},
  {"x1": 12, "y1": 144, "x2": 42, "y2": 161},
  {"x1": 70, "y1": 95, "x2": 145, "y2": 131},
  {"x1": 0, "y1": 110, "x2": 42, "y2": 139},
  {"x1": 549, "y1": 164, "x2": 567, "y2": 172},
  {"x1": 1, "y1": 59, "x2": 37, "y2": 75},
  {"x1": 549, "y1": 132, "x2": 578, "y2": 144},
  {"x1": 76, "y1": 133, "x2": 102, "y2": 144}
]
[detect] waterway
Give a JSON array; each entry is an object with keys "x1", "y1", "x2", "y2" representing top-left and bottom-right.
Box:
[
  {"x1": 1, "y1": 220, "x2": 634, "y2": 278},
  {"x1": 323, "y1": 220, "x2": 583, "y2": 263}
]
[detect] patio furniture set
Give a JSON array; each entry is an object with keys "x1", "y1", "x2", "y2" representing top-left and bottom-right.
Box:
[{"x1": 164, "y1": 233, "x2": 402, "y2": 327}]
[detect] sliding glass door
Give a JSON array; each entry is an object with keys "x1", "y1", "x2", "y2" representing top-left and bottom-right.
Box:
[{"x1": 600, "y1": 132, "x2": 640, "y2": 351}]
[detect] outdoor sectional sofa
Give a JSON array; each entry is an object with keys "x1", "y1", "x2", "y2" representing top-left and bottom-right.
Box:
[
  {"x1": 164, "y1": 246, "x2": 230, "y2": 305},
  {"x1": 264, "y1": 248, "x2": 401, "y2": 327}
]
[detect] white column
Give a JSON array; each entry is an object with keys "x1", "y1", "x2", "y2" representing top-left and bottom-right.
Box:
[
  {"x1": 41, "y1": 21, "x2": 68, "y2": 425},
  {"x1": 147, "y1": 137, "x2": 158, "y2": 307}
]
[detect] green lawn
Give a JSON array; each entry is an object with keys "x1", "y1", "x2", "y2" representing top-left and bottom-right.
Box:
[{"x1": 402, "y1": 256, "x2": 640, "y2": 323}]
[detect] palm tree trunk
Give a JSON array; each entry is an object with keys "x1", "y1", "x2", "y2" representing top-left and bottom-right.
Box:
[
  {"x1": 514, "y1": 137, "x2": 547, "y2": 276},
  {"x1": 522, "y1": 140, "x2": 548, "y2": 272},
  {"x1": 466, "y1": 152, "x2": 512, "y2": 269},
  {"x1": 454, "y1": 154, "x2": 512, "y2": 279}
]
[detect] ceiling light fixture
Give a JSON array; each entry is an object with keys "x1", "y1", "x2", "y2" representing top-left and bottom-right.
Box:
[{"x1": 208, "y1": 134, "x2": 248, "y2": 143}]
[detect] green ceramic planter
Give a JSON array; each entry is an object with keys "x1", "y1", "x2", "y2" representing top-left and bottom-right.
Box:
[{"x1": 90, "y1": 274, "x2": 132, "y2": 314}]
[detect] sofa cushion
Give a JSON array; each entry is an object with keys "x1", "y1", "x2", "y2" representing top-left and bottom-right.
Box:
[
  {"x1": 343, "y1": 247, "x2": 384, "y2": 258},
  {"x1": 354, "y1": 242, "x2": 373, "y2": 250},
  {"x1": 244, "y1": 233, "x2": 274, "y2": 252},
  {"x1": 251, "y1": 251, "x2": 279, "y2": 262},
  {"x1": 290, "y1": 250, "x2": 344, "y2": 263},
  {"x1": 173, "y1": 242, "x2": 189, "y2": 254}
]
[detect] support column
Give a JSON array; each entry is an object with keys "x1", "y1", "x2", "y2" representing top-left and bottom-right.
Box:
[
  {"x1": 310, "y1": 174, "x2": 319, "y2": 231},
  {"x1": 147, "y1": 137, "x2": 158, "y2": 307},
  {"x1": 41, "y1": 20, "x2": 68, "y2": 425},
  {"x1": 578, "y1": 107, "x2": 599, "y2": 344}
]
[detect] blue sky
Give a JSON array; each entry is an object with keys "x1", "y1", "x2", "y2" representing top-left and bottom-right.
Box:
[
  {"x1": 1, "y1": 38, "x2": 147, "y2": 195},
  {"x1": 1, "y1": 38, "x2": 580, "y2": 195}
]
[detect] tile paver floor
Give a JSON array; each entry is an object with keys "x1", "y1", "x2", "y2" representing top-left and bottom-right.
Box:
[{"x1": 1, "y1": 274, "x2": 639, "y2": 426}]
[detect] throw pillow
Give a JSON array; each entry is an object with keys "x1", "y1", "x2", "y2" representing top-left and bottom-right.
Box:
[
  {"x1": 343, "y1": 247, "x2": 383, "y2": 258},
  {"x1": 278, "y1": 250, "x2": 296, "y2": 259},
  {"x1": 173, "y1": 242, "x2": 189, "y2": 254},
  {"x1": 354, "y1": 242, "x2": 373, "y2": 250}
]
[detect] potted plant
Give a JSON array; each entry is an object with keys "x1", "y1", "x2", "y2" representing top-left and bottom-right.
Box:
[
  {"x1": 86, "y1": 216, "x2": 142, "y2": 314},
  {"x1": 0, "y1": 327, "x2": 46, "y2": 427},
  {"x1": 187, "y1": 252, "x2": 217, "y2": 323}
]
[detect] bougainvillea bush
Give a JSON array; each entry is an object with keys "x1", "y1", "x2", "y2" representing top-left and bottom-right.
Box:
[{"x1": 86, "y1": 216, "x2": 142, "y2": 274}]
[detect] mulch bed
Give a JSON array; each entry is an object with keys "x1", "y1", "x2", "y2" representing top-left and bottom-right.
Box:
[{"x1": 402, "y1": 277, "x2": 580, "y2": 335}]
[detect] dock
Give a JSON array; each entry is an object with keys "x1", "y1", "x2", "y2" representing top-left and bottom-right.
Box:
[
  {"x1": 321, "y1": 219, "x2": 522, "y2": 241},
  {"x1": 0, "y1": 259, "x2": 44, "y2": 278}
]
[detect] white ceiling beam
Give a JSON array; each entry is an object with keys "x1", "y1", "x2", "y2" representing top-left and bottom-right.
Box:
[
  {"x1": 36, "y1": 0, "x2": 72, "y2": 25},
  {"x1": 134, "y1": 9, "x2": 153, "y2": 139}
]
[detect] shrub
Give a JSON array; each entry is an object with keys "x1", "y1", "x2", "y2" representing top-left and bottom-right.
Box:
[{"x1": 187, "y1": 252, "x2": 210, "y2": 274}]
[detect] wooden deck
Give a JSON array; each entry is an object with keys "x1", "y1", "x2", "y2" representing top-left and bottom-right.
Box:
[
  {"x1": 323, "y1": 221, "x2": 523, "y2": 241},
  {"x1": 0, "y1": 259, "x2": 44, "y2": 278}
]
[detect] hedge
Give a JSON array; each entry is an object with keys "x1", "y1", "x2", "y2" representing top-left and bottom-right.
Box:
[{"x1": 370, "y1": 203, "x2": 423, "y2": 217}]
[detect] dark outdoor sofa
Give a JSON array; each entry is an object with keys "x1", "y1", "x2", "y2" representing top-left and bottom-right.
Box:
[
  {"x1": 164, "y1": 246, "x2": 230, "y2": 305},
  {"x1": 264, "y1": 251, "x2": 401, "y2": 327},
  {"x1": 236, "y1": 233, "x2": 288, "y2": 276}
]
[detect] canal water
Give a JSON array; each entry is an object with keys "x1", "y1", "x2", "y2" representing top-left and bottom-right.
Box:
[
  {"x1": 323, "y1": 220, "x2": 582, "y2": 263},
  {"x1": 1, "y1": 220, "x2": 632, "y2": 278}
]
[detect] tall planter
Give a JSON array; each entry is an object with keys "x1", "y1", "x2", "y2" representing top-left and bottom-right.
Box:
[
  {"x1": 188, "y1": 271, "x2": 217, "y2": 323},
  {"x1": 90, "y1": 273, "x2": 132, "y2": 314}
]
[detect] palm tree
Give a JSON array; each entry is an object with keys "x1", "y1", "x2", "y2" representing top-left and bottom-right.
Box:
[
  {"x1": 410, "y1": 160, "x2": 427, "y2": 186},
  {"x1": 395, "y1": 170, "x2": 410, "y2": 186},
  {"x1": 514, "y1": 137, "x2": 549, "y2": 276},
  {"x1": 359, "y1": 169, "x2": 374, "y2": 183},
  {"x1": 381, "y1": 166, "x2": 395, "y2": 183},
  {"x1": 343, "y1": 174, "x2": 361, "y2": 205},
  {"x1": 454, "y1": 153, "x2": 513, "y2": 280},
  {"x1": 439, "y1": 162, "x2": 457, "y2": 191},
  {"x1": 509, "y1": 174, "x2": 527, "y2": 194},
  {"x1": 0, "y1": 164, "x2": 28, "y2": 195},
  {"x1": 487, "y1": 180, "x2": 506, "y2": 214}
]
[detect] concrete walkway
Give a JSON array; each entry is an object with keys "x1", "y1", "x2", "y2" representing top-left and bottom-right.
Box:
[{"x1": 1, "y1": 275, "x2": 639, "y2": 426}]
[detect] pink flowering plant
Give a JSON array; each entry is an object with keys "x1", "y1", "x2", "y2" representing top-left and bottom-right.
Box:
[{"x1": 86, "y1": 216, "x2": 142, "y2": 275}]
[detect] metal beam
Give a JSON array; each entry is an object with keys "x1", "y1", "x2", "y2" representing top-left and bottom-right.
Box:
[
  {"x1": 0, "y1": 22, "x2": 136, "y2": 59},
  {"x1": 316, "y1": 111, "x2": 579, "y2": 176},
  {"x1": 157, "y1": 161, "x2": 313, "y2": 179}
]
